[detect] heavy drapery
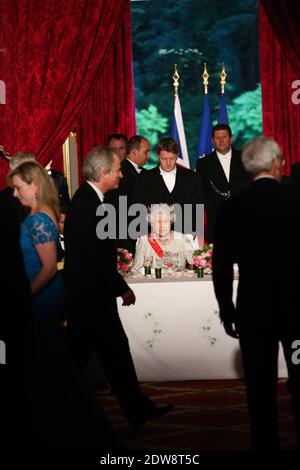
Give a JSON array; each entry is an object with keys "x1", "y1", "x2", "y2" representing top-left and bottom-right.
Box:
[
  {"x1": 76, "y1": 4, "x2": 136, "y2": 183},
  {"x1": 0, "y1": 0, "x2": 131, "y2": 188},
  {"x1": 259, "y1": 1, "x2": 300, "y2": 173},
  {"x1": 260, "y1": 0, "x2": 300, "y2": 77}
]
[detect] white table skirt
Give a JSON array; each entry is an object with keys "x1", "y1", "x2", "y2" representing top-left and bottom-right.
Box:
[{"x1": 118, "y1": 274, "x2": 288, "y2": 382}]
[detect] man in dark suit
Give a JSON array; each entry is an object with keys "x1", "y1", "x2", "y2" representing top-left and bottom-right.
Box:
[
  {"x1": 290, "y1": 161, "x2": 300, "y2": 190},
  {"x1": 212, "y1": 136, "x2": 300, "y2": 450},
  {"x1": 137, "y1": 137, "x2": 204, "y2": 236},
  {"x1": 105, "y1": 135, "x2": 150, "y2": 254},
  {"x1": 0, "y1": 186, "x2": 35, "y2": 448},
  {"x1": 46, "y1": 160, "x2": 70, "y2": 214},
  {"x1": 64, "y1": 146, "x2": 173, "y2": 426},
  {"x1": 196, "y1": 124, "x2": 250, "y2": 242},
  {"x1": 108, "y1": 133, "x2": 128, "y2": 162}
]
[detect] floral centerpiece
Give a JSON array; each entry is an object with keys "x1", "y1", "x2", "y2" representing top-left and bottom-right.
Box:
[
  {"x1": 117, "y1": 248, "x2": 134, "y2": 276},
  {"x1": 193, "y1": 243, "x2": 213, "y2": 275}
]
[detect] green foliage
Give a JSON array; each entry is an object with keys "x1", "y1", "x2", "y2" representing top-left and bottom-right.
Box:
[
  {"x1": 132, "y1": 0, "x2": 259, "y2": 102},
  {"x1": 136, "y1": 104, "x2": 168, "y2": 144},
  {"x1": 131, "y1": 0, "x2": 260, "y2": 167},
  {"x1": 226, "y1": 84, "x2": 262, "y2": 149},
  {"x1": 136, "y1": 104, "x2": 169, "y2": 168}
]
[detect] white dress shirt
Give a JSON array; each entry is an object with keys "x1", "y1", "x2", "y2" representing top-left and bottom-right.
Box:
[
  {"x1": 254, "y1": 175, "x2": 275, "y2": 181},
  {"x1": 216, "y1": 149, "x2": 232, "y2": 182},
  {"x1": 127, "y1": 158, "x2": 142, "y2": 174},
  {"x1": 159, "y1": 167, "x2": 177, "y2": 193}
]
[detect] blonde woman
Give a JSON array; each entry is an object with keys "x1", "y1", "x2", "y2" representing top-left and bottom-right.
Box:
[
  {"x1": 8, "y1": 161, "x2": 64, "y2": 316},
  {"x1": 8, "y1": 161, "x2": 118, "y2": 449}
]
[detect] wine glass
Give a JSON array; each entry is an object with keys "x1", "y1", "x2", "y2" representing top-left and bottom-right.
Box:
[
  {"x1": 144, "y1": 255, "x2": 153, "y2": 275},
  {"x1": 163, "y1": 251, "x2": 174, "y2": 274},
  {"x1": 172, "y1": 252, "x2": 181, "y2": 272},
  {"x1": 154, "y1": 256, "x2": 163, "y2": 278}
]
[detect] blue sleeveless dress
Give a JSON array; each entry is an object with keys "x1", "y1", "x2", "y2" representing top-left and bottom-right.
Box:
[{"x1": 20, "y1": 212, "x2": 120, "y2": 449}]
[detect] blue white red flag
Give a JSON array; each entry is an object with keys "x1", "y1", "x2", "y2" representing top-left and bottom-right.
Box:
[
  {"x1": 195, "y1": 94, "x2": 213, "y2": 161},
  {"x1": 170, "y1": 95, "x2": 190, "y2": 169},
  {"x1": 217, "y1": 93, "x2": 229, "y2": 124}
]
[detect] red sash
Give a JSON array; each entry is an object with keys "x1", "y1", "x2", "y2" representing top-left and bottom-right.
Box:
[{"x1": 147, "y1": 237, "x2": 163, "y2": 258}]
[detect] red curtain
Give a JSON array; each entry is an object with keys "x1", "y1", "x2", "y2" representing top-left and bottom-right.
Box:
[
  {"x1": 0, "y1": 0, "x2": 130, "y2": 188},
  {"x1": 260, "y1": 0, "x2": 300, "y2": 77},
  {"x1": 76, "y1": 3, "x2": 136, "y2": 183},
  {"x1": 259, "y1": 1, "x2": 300, "y2": 174}
]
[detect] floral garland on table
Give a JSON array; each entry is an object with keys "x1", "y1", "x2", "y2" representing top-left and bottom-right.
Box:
[
  {"x1": 193, "y1": 243, "x2": 213, "y2": 274},
  {"x1": 117, "y1": 248, "x2": 134, "y2": 276}
]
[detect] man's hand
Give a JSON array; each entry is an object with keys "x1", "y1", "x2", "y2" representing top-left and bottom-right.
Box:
[
  {"x1": 223, "y1": 320, "x2": 239, "y2": 339},
  {"x1": 121, "y1": 288, "x2": 136, "y2": 306}
]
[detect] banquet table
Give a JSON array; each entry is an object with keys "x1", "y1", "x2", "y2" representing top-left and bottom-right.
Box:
[{"x1": 118, "y1": 271, "x2": 288, "y2": 382}]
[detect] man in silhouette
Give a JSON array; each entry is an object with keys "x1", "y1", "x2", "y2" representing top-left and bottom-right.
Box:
[
  {"x1": 46, "y1": 160, "x2": 70, "y2": 214},
  {"x1": 0, "y1": 182, "x2": 35, "y2": 448},
  {"x1": 290, "y1": 162, "x2": 300, "y2": 191},
  {"x1": 212, "y1": 136, "x2": 300, "y2": 450},
  {"x1": 64, "y1": 146, "x2": 173, "y2": 426}
]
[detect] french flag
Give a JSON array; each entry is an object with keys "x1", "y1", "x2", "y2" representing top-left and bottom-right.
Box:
[
  {"x1": 170, "y1": 95, "x2": 190, "y2": 169},
  {"x1": 218, "y1": 92, "x2": 229, "y2": 124},
  {"x1": 195, "y1": 93, "x2": 213, "y2": 161}
]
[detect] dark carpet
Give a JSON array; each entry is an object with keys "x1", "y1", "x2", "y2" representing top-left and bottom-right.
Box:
[{"x1": 94, "y1": 379, "x2": 297, "y2": 452}]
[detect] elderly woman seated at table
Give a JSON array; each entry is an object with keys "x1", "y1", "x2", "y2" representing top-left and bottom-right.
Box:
[{"x1": 132, "y1": 204, "x2": 195, "y2": 272}]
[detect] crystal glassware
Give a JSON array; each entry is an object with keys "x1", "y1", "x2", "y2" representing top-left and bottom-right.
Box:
[
  {"x1": 163, "y1": 251, "x2": 174, "y2": 273},
  {"x1": 144, "y1": 255, "x2": 152, "y2": 275}
]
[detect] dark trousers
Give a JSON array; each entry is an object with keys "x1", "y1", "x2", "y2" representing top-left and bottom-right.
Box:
[
  {"x1": 239, "y1": 327, "x2": 300, "y2": 450},
  {"x1": 66, "y1": 300, "x2": 154, "y2": 421}
]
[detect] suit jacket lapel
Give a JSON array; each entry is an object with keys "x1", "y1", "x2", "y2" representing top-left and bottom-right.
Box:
[
  {"x1": 82, "y1": 181, "x2": 103, "y2": 209},
  {"x1": 210, "y1": 152, "x2": 230, "y2": 190},
  {"x1": 229, "y1": 149, "x2": 240, "y2": 184},
  {"x1": 171, "y1": 166, "x2": 185, "y2": 200},
  {"x1": 154, "y1": 166, "x2": 173, "y2": 201},
  {"x1": 124, "y1": 159, "x2": 138, "y2": 179}
]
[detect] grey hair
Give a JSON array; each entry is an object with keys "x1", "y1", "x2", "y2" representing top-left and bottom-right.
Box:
[
  {"x1": 9, "y1": 151, "x2": 36, "y2": 170},
  {"x1": 82, "y1": 146, "x2": 118, "y2": 182},
  {"x1": 147, "y1": 203, "x2": 176, "y2": 223},
  {"x1": 242, "y1": 136, "x2": 282, "y2": 175}
]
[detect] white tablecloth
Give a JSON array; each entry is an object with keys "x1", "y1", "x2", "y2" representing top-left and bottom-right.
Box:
[{"x1": 118, "y1": 273, "x2": 288, "y2": 381}]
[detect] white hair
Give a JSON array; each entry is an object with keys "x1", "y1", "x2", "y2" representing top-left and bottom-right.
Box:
[
  {"x1": 242, "y1": 136, "x2": 282, "y2": 175},
  {"x1": 147, "y1": 204, "x2": 176, "y2": 223}
]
